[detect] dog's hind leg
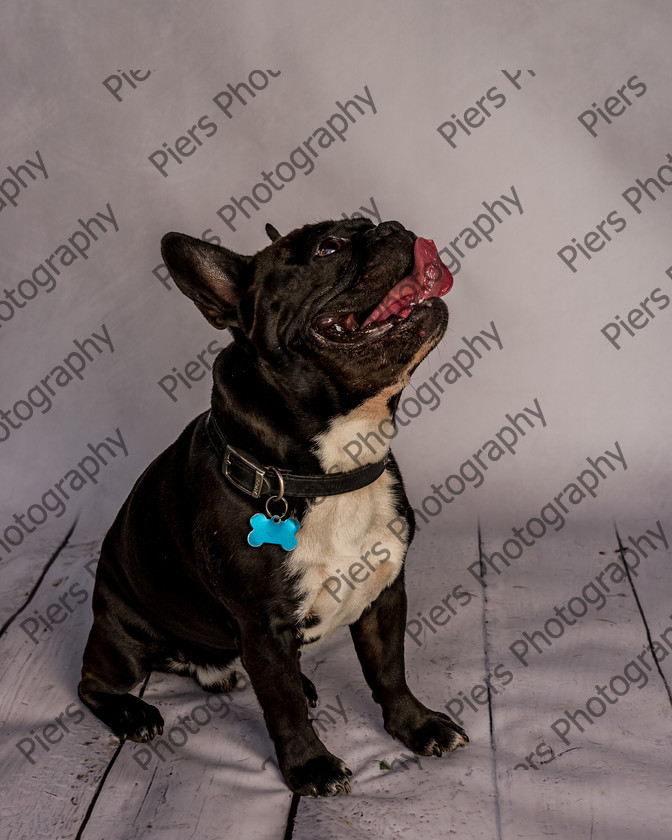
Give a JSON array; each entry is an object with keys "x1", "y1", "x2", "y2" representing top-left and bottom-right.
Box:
[
  {"x1": 78, "y1": 609, "x2": 164, "y2": 743},
  {"x1": 192, "y1": 660, "x2": 240, "y2": 693}
]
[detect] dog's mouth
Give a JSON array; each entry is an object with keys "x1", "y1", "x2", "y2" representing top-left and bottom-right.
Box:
[{"x1": 311, "y1": 238, "x2": 453, "y2": 345}]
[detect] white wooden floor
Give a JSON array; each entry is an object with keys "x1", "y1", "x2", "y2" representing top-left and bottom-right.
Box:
[{"x1": 1, "y1": 504, "x2": 671, "y2": 839}]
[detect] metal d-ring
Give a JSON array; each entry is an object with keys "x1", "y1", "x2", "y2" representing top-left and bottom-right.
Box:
[
  {"x1": 265, "y1": 467, "x2": 288, "y2": 519},
  {"x1": 269, "y1": 467, "x2": 285, "y2": 502}
]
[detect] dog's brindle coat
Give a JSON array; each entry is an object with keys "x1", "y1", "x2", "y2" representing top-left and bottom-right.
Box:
[{"x1": 79, "y1": 218, "x2": 468, "y2": 797}]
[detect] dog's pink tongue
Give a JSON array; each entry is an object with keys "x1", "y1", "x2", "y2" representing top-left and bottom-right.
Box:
[{"x1": 362, "y1": 238, "x2": 453, "y2": 327}]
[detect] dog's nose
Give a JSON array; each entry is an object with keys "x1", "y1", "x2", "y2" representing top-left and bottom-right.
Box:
[
  {"x1": 375, "y1": 220, "x2": 404, "y2": 237},
  {"x1": 366, "y1": 220, "x2": 409, "y2": 241}
]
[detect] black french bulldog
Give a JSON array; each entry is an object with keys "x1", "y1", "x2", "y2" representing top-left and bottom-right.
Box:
[{"x1": 79, "y1": 218, "x2": 468, "y2": 797}]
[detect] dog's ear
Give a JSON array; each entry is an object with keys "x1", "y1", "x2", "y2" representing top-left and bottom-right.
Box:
[
  {"x1": 265, "y1": 223, "x2": 281, "y2": 242},
  {"x1": 161, "y1": 233, "x2": 252, "y2": 329}
]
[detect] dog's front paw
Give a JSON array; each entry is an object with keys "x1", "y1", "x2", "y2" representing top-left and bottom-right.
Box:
[
  {"x1": 283, "y1": 754, "x2": 352, "y2": 797},
  {"x1": 387, "y1": 706, "x2": 468, "y2": 757}
]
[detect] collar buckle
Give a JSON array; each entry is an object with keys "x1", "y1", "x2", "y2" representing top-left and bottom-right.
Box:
[{"x1": 223, "y1": 445, "x2": 266, "y2": 498}]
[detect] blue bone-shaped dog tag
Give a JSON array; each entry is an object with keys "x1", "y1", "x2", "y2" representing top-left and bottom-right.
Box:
[{"x1": 248, "y1": 513, "x2": 300, "y2": 551}]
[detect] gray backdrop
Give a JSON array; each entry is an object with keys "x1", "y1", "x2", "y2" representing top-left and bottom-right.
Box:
[{"x1": 2, "y1": 1, "x2": 670, "y2": 553}]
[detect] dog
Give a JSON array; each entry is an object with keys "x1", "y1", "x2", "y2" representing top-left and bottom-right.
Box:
[{"x1": 79, "y1": 218, "x2": 468, "y2": 797}]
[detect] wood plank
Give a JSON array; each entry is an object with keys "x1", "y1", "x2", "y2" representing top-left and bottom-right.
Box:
[
  {"x1": 0, "y1": 539, "x2": 121, "y2": 840},
  {"x1": 0, "y1": 522, "x2": 83, "y2": 630},
  {"x1": 478, "y1": 508, "x2": 672, "y2": 840},
  {"x1": 612, "y1": 488, "x2": 672, "y2": 690}
]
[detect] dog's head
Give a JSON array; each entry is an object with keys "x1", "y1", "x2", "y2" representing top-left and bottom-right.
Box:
[{"x1": 161, "y1": 219, "x2": 452, "y2": 403}]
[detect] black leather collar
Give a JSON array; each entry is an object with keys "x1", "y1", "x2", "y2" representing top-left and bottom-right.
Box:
[{"x1": 205, "y1": 411, "x2": 389, "y2": 499}]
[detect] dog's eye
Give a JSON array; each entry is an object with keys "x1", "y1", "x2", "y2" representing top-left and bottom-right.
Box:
[{"x1": 315, "y1": 237, "x2": 344, "y2": 257}]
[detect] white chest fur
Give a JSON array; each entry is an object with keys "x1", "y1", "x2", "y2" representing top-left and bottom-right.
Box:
[{"x1": 285, "y1": 396, "x2": 409, "y2": 645}]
